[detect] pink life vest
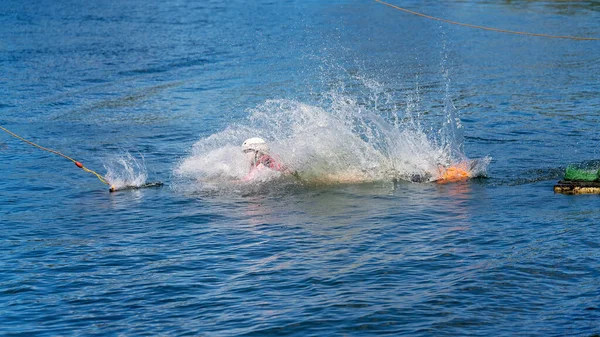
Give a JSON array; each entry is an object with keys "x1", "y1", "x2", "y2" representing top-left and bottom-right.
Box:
[
  {"x1": 244, "y1": 154, "x2": 285, "y2": 181},
  {"x1": 253, "y1": 154, "x2": 283, "y2": 171}
]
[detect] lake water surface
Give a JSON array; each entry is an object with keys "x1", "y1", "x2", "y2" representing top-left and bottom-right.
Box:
[{"x1": 1, "y1": 0, "x2": 600, "y2": 336}]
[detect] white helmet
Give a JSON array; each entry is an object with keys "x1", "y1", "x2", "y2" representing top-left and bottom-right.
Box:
[{"x1": 242, "y1": 137, "x2": 269, "y2": 153}]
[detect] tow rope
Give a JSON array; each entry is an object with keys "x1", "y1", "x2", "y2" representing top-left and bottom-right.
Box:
[
  {"x1": 1, "y1": 125, "x2": 166, "y2": 192},
  {"x1": 374, "y1": 0, "x2": 599, "y2": 41},
  {"x1": 0, "y1": 125, "x2": 112, "y2": 186}
]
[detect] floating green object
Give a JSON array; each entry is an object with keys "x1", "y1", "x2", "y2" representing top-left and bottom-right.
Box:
[
  {"x1": 555, "y1": 163, "x2": 600, "y2": 194},
  {"x1": 564, "y1": 165, "x2": 600, "y2": 182}
]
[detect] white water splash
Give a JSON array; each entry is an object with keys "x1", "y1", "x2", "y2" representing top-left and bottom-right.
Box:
[
  {"x1": 175, "y1": 78, "x2": 490, "y2": 192},
  {"x1": 104, "y1": 152, "x2": 148, "y2": 190}
]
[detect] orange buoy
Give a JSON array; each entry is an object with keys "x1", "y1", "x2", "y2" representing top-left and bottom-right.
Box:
[{"x1": 437, "y1": 163, "x2": 471, "y2": 183}]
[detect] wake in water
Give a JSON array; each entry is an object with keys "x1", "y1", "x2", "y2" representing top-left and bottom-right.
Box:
[{"x1": 175, "y1": 78, "x2": 490, "y2": 193}]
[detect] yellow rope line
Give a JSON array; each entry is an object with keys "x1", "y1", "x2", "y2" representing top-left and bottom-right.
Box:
[
  {"x1": 0, "y1": 125, "x2": 110, "y2": 186},
  {"x1": 375, "y1": 0, "x2": 600, "y2": 41}
]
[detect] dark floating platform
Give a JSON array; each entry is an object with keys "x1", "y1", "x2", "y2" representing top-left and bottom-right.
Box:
[
  {"x1": 109, "y1": 182, "x2": 164, "y2": 193},
  {"x1": 554, "y1": 180, "x2": 600, "y2": 195}
]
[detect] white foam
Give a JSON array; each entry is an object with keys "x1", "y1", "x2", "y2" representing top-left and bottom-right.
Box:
[
  {"x1": 175, "y1": 78, "x2": 490, "y2": 192},
  {"x1": 104, "y1": 152, "x2": 148, "y2": 190}
]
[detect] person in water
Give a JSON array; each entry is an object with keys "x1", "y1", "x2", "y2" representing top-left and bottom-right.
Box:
[
  {"x1": 241, "y1": 137, "x2": 473, "y2": 183},
  {"x1": 241, "y1": 137, "x2": 287, "y2": 181}
]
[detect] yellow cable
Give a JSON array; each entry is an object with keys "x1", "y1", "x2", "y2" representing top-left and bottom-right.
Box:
[
  {"x1": 375, "y1": 0, "x2": 599, "y2": 41},
  {"x1": 0, "y1": 125, "x2": 110, "y2": 186}
]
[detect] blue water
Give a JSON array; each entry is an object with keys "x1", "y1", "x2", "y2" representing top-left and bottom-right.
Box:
[{"x1": 2, "y1": 0, "x2": 600, "y2": 336}]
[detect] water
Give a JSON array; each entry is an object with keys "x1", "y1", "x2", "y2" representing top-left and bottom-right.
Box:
[{"x1": 1, "y1": 0, "x2": 600, "y2": 335}]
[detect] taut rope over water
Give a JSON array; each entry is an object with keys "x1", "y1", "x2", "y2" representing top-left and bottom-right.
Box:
[
  {"x1": 0, "y1": 125, "x2": 111, "y2": 187},
  {"x1": 374, "y1": 0, "x2": 600, "y2": 41}
]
